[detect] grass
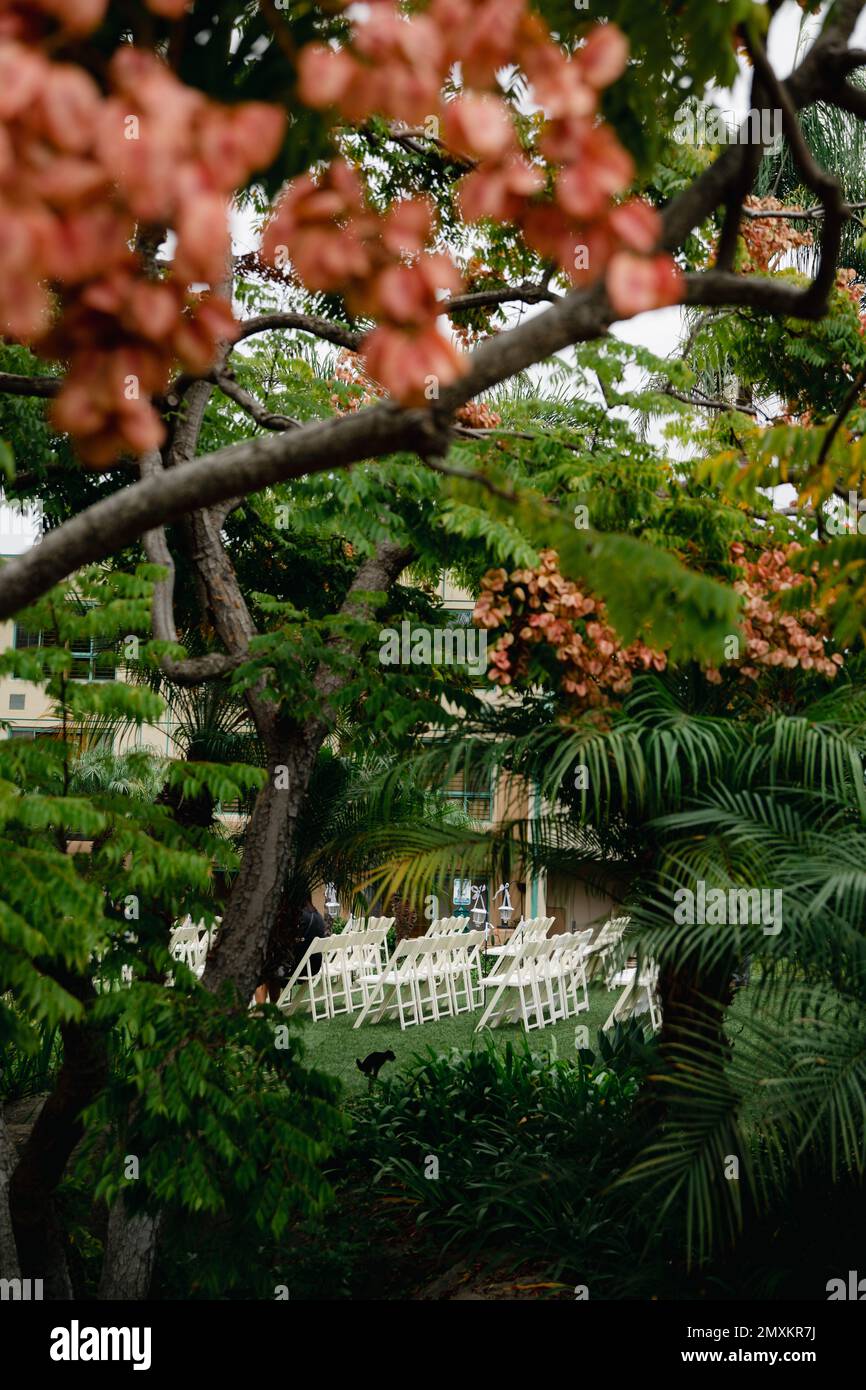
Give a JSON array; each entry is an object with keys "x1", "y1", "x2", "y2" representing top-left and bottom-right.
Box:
[{"x1": 291, "y1": 982, "x2": 622, "y2": 1093}]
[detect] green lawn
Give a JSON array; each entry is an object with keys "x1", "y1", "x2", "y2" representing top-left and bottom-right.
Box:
[{"x1": 292, "y1": 983, "x2": 622, "y2": 1093}]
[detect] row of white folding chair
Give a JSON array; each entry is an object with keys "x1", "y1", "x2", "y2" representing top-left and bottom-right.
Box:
[
  {"x1": 523, "y1": 916, "x2": 555, "y2": 941},
  {"x1": 169, "y1": 916, "x2": 220, "y2": 968},
  {"x1": 95, "y1": 916, "x2": 216, "y2": 991},
  {"x1": 478, "y1": 932, "x2": 590, "y2": 1031},
  {"x1": 475, "y1": 931, "x2": 592, "y2": 1032},
  {"x1": 476, "y1": 936, "x2": 559, "y2": 1031},
  {"x1": 425, "y1": 916, "x2": 468, "y2": 936},
  {"x1": 346, "y1": 915, "x2": 396, "y2": 934},
  {"x1": 170, "y1": 915, "x2": 221, "y2": 941},
  {"x1": 487, "y1": 915, "x2": 554, "y2": 957},
  {"x1": 352, "y1": 932, "x2": 486, "y2": 1030},
  {"x1": 584, "y1": 915, "x2": 630, "y2": 987},
  {"x1": 277, "y1": 929, "x2": 389, "y2": 1020},
  {"x1": 603, "y1": 958, "x2": 661, "y2": 1032},
  {"x1": 321, "y1": 928, "x2": 390, "y2": 1017}
]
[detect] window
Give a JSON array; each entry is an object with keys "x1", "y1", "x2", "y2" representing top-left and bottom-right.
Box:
[
  {"x1": 13, "y1": 625, "x2": 55, "y2": 650},
  {"x1": 8, "y1": 694, "x2": 25, "y2": 710},
  {"x1": 12, "y1": 626, "x2": 115, "y2": 681},
  {"x1": 443, "y1": 767, "x2": 493, "y2": 821},
  {"x1": 7, "y1": 727, "x2": 62, "y2": 741},
  {"x1": 70, "y1": 637, "x2": 116, "y2": 683}
]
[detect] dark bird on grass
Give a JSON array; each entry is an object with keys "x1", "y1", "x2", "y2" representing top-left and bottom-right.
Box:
[{"x1": 356, "y1": 1050, "x2": 396, "y2": 1084}]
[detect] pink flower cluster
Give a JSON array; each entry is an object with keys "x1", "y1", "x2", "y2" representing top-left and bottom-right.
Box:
[
  {"x1": 263, "y1": 161, "x2": 464, "y2": 405},
  {"x1": 329, "y1": 349, "x2": 385, "y2": 413},
  {"x1": 474, "y1": 548, "x2": 667, "y2": 703},
  {"x1": 455, "y1": 399, "x2": 502, "y2": 428},
  {"x1": 739, "y1": 196, "x2": 812, "y2": 274},
  {"x1": 0, "y1": 22, "x2": 283, "y2": 464},
  {"x1": 704, "y1": 542, "x2": 843, "y2": 683},
  {"x1": 475, "y1": 545, "x2": 843, "y2": 703},
  {"x1": 270, "y1": 3, "x2": 683, "y2": 402},
  {"x1": 456, "y1": 25, "x2": 681, "y2": 316}
]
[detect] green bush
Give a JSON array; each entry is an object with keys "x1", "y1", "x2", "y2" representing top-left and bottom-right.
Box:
[
  {"x1": 340, "y1": 1025, "x2": 655, "y2": 1281},
  {"x1": 0, "y1": 1009, "x2": 61, "y2": 1102}
]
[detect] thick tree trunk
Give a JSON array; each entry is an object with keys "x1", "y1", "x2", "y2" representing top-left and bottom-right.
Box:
[
  {"x1": 98, "y1": 1198, "x2": 163, "y2": 1300},
  {"x1": 0, "y1": 1104, "x2": 20, "y2": 1281},
  {"x1": 657, "y1": 958, "x2": 735, "y2": 1071},
  {"x1": 201, "y1": 539, "x2": 414, "y2": 1003},
  {"x1": 9, "y1": 1007, "x2": 107, "y2": 1296},
  {"x1": 202, "y1": 728, "x2": 322, "y2": 1002}
]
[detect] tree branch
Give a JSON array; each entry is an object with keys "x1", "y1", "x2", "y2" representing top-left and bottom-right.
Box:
[
  {"x1": 446, "y1": 282, "x2": 561, "y2": 312},
  {"x1": 212, "y1": 369, "x2": 301, "y2": 432},
  {"x1": 0, "y1": 373, "x2": 61, "y2": 399},
  {"x1": 4, "y1": 2, "x2": 866, "y2": 619},
  {"x1": 139, "y1": 451, "x2": 244, "y2": 686},
  {"x1": 814, "y1": 367, "x2": 866, "y2": 474},
  {"x1": 423, "y1": 454, "x2": 520, "y2": 504},
  {"x1": 0, "y1": 250, "x2": 852, "y2": 624},
  {"x1": 663, "y1": 387, "x2": 759, "y2": 417},
  {"x1": 234, "y1": 312, "x2": 362, "y2": 353}
]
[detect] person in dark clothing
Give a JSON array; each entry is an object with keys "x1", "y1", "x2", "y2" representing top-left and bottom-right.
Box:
[
  {"x1": 297, "y1": 900, "x2": 330, "y2": 977},
  {"x1": 254, "y1": 897, "x2": 332, "y2": 1004}
]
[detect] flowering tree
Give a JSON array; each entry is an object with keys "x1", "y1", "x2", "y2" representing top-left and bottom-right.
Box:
[
  {"x1": 1, "y1": 1, "x2": 865, "y2": 613},
  {"x1": 475, "y1": 542, "x2": 843, "y2": 700}
]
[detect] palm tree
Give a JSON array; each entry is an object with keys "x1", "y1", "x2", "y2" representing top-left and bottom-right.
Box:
[{"x1": 335, "y1": 661, "x2": 866, "y2": 1261}]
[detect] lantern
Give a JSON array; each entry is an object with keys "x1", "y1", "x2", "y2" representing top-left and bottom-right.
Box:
[
  {"x1": 470, "y1": 883, "x2": 487, "y2": 927},
  {"x1": 494, "y1": 882, "x2": 514, "y2": 925}
]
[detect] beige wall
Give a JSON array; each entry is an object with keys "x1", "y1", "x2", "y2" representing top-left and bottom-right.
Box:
[
  {"x1": 546, "y1": 871, "x2": 627, "y2": 940},
  {"x1": 0, "y1": 613, "x2": 177, "y2": 754}
]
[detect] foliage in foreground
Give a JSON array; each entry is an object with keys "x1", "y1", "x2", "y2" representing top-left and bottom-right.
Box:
[{"x1": 273, "y1": 1028, "x2": 866, "y2": 1302}]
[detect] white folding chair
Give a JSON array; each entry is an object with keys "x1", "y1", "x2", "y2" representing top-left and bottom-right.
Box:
[
  {"x1": 584, "y1": 915, "x2": 630, "y2": 986},
  {"x1": 321, "y1": 932, "x2": 365, "y2": 1017},
  {"x1": 603, "y1": 958, "x2": 661, "y2": 1032},
  {"x1": 352, "y1": 938, "x2": 429, "y2": 1030},
  {"x1": 486, "y1": 917, "x2": 526, "y2": 958},
  {"x1": 276, "y1": 934, "x2": 340, "y2": 1019},
  {"x1": 351, "y1": 937, "x2": 452, "y2": 1029},
  {"x1": 443, "y1": 929, "x2": 485, "y2": 1013},
  {"x1": 527, "y1": 916, "x2": 554, "y2": 942},
  {"x1": 169, "y1": 919, "x2": 217, "y2": 979},
  {"x1": 475, "y1": 938, "x2": 554, "y2": 1032},
  {"x1": 346, "y1": 927, "x2": 390, "y2": 1009},
  {"x1": 540, "y1": 930, "x2": 592, "y2": 1022}
]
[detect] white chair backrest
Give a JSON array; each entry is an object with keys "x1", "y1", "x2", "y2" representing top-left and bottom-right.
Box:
[
  {"x1": 595, "y1": 914, "x2": 629, "y2": 948},
  {"x1": 547, "y1": 930, "x2": 591, "y2": 965},
  {"x1": 426, "y1": 915, "x2": 466, "y2": 936},
  {"x1": 384, "y1": 936, "x2": 438, "y2": 979},
  {"x1": 519, "y1": 917, "x2": 552, "y2": 942},
  {"x1": 441, "y1": 929, "x2": 485, "y2": 961},
  {"x1": 377, "y1": 916, "x2": 396, "y2": 931}
]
